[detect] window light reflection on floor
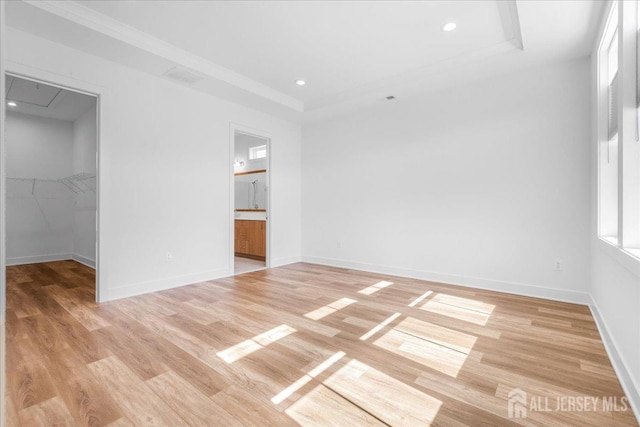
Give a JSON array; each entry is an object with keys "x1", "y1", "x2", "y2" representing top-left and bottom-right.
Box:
[
  {"x1": 216, "y1": 324, "x2": 296, "y2": 363},
  {"x1": 374, "y1": 316, "x2": 478, "y2": 377},
  {"x1": 359, "y1": 312, "x2": 401, "y2": 341},
  {"x1": 318, "y1": 359, "x2": 442, "y2": 425},
  {"x1": 304, "y1": 297, "x2": 357, "y2": 321},
  {"x1": 421, "y1": 293, "x2": 495, "y2": 326},
  {"x1": 408, "y1": 290, "x2": 433, "y2": 307},
  {"x1": 271, "y1": 351, "x2": 346, "y2": 404},
  {"x1": 358, "y1": 280, "x2": 393, "y2": 295}
]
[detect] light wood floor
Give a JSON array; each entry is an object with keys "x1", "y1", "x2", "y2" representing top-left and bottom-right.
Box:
[
  {"x1": 234, "y1": 256, "x2": 265, "y2": 275},
  {"x1": 4, "y1": 261, "x2": 638, "y2": 426}
]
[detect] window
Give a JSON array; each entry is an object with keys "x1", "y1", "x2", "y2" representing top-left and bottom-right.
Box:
[
  {"x1": 597, "y1": 0, "x2": 640, "y2": 261},
  {"x1": 249, "y1": 145, "x2": 267, "y2": 160},
  {"x1": 598, "y1": 2, "x2": 619, "y2": 244}
]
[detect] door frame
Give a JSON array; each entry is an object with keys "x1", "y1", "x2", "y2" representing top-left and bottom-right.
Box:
[
  {"x1": 2, "y1": 65, "x2": 103, "y2": 301},
  {"x1": 229, "y1": 123, "x2": 271, "y2": 274}
]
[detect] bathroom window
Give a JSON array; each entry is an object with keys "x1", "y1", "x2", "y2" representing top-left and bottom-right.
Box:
[{"x1": 249, "y1": 145, "x2": 267, "y2": 160}]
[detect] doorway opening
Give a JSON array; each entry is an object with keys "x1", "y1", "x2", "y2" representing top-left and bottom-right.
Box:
[
  {"x1": 232, "y1": 129, "x2": 269, "y2": 275},
  {"x1": 4, "y1": 74, "x2": 99, "y2": 302}
]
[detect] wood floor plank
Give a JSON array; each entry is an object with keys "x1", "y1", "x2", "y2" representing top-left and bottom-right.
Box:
[
  {"x1": 18, "y1": 396, "x2": 75, "y2": 427},
  {"x1": 47, "y1": 285, "x2": 111, "y2": 331},
  {"x1": 40, "y1": 348, "x2": 124, "y2": 427},
  {"x1": 145, "y1": 371, "x2": 231, "y2": 426},
  {"x1": 87, "y1": 356, "x2": 186, "y2": 426},
  {"x1": 91, "y1": 326, "x2": 170, "y2": 381},
  {"x1": 9, "y1": 353, "x2": 57, "y2": 410}
]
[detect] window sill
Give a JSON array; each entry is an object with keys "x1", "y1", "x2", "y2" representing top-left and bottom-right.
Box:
[
  {"x1": 624, "y1": 247, "x2": 640, "y2": 260},
  {"x1": 597, "y1": 237, "x2": 640, "y2": 277}
]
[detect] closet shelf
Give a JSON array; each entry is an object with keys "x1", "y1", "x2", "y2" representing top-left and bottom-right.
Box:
[{"x1": 60, "y1": 173, "x2": 96, "y2": 194}]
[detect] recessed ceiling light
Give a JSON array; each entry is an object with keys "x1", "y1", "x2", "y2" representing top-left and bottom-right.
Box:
[
  {"x1": 7, "y1": 101, "x2": 16, "y2": 107},
  {"x1": 442, "y1": 22, "x2": 457, "y2": 32},
  {"x1": 296, "y1": 79, "x2": 306, "y2": 86}
]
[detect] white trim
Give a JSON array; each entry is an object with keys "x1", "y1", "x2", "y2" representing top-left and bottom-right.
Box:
[
  {"x1": 0, "y1": 0, "x2": 6, "y2": 327},
  {"x1": 589, "y1": 296, "x2": 640, "y2": 422},
  {"x1": 0, "y1": 4, "x2": 6, "y2": 427},
  {"x1": 6, "y1": 253, "x2": 73, "y2": 266},
  {"x1": 270, "y1": 256, "x2": 302, "y2": 268},
  {"x1": 6, "y1": 253, "x2": 96, "y2": 269},
  {"x1": 71, "y1": 253, "x2": 96, "y2": 269},
  {"x1": 302, "y1": 256, "x2": 590, "y2": 305},
  {"x1": 103, "y1": 267, "x2": 231, "y2": 302},
  {"x1": 23, "y1": 0, "x2": 303, "y2": 112}
]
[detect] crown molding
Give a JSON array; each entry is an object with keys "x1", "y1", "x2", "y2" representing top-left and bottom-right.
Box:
[
  {"x1": 497, "y1": 0, "x2": 524, "y2": 50},
  {"x1": 23, "y1": 0, "x2": 304, "y2": 112}
]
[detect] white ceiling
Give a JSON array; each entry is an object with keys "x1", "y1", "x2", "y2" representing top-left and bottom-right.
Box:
[
  {"x1": 80, "y1": 1, "x2": 514, "y2": 104},
  {"x1": 5, "y1": 75, "x2": 96, "y2": 121},
  {"x1": 5, "y1": 0, "x2": 604, "y2": 123}
]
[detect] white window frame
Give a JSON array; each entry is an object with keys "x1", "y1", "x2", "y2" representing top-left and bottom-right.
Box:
[{"x1": 596, "y1": 0, "x2": 640, "y2": 274}]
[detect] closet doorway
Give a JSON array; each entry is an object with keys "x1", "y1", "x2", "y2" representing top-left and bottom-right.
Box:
[
  {"x1": 231, "y1": 128, "x2": 270, "y2": 275},
  {"x1": 4, "y1": 74, "x2": 99, "y2": 301}
]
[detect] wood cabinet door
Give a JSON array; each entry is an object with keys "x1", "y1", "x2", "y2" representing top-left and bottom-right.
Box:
[
  {"x1": 235, "y1": 220, "x2": 265, "y2": 259},
  {"x1": 248, "y1": 221, "x2": 265, "y2": 257}
]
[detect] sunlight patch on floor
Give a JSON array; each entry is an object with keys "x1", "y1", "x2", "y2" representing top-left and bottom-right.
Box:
[
  {"x1": 421, "y1": 293, "x2": 495, "y2": 326},
  {"x1": 358, "y1": 280, "x2": 393, "y2": 296},
  {"x1": 323, "y1": 359, "x2": 442, "y2": 425},
  {"x1": 216, "y1": 324, "x2": 296, "y2": 363},
  {"x1": 408, "y1": 290, "x2": 433, "y2": 307},
  {"x1": 374, "y1": 317, "x2": 478, "y2": 377},
  {"x1": 271, "y1": 351, "x2": 346, "y2": 404},
  {"x1": 304, "y1": 298, "x2": 357, "y2": 321},
  {"x1": 285, "y1": 384, "x2": 385, "y2": 426},
  {"x1": 360, "y1": 312, "x2": 401, "y2": 341}
]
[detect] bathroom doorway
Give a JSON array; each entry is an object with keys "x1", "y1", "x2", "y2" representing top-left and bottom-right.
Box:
[{"x1": 231, "y1": 128, "x2": 269, "y2": 275}]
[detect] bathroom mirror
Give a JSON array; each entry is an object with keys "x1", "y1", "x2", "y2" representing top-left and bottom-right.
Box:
[{"x1": 235, "y1": 170, "x2": 266, "y2": 210}]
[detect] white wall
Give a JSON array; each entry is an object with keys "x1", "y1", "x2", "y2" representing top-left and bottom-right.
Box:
[
  {"x1": 72, "y1": 104, "x2": 97, "y2": 266},
  {"x1": 6, "y1": 112, "x2": 73, "y2": 179},
  {"x1": 5, "y1": 27, "x2": 302, "y2": 301},
  {"x1": 5, "y1": 112, "x2": 75, "y2": 263},
  {"x1": 302, "y1": 58, "x2": 591, "y2": 302}
]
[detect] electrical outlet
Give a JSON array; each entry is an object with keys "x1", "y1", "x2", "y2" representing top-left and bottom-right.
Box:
[
  {"x1": 554, "y1": 260, "x2": 563, "y2": 271},
  {"x1": 166, "y1": 251, "x2": 174, "y2": 262}
]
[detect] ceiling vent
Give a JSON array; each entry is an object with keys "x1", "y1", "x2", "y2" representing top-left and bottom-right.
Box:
[
  {"x1": 163, "y1": 66, "x2": 206, "y2": 85},
  {"x1": 385, "y1": 95, "x2": 396, "y2": 100}
]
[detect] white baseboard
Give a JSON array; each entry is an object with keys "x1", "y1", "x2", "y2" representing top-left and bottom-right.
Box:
[
  {"x1": 71, "y1": 253, "x2": 95, "y2": 269},
  {"x1": 270, "y1": 255, "x2": 302, "y2": 268},
  {"x1": 101, "y1": 267, "x2": 232, "y2": 302},
  {"x1": 302, "y1": 256, "x2": 590, "y2": 305},
  {"x1": 6, "y1": 253, "x2": 72, "y2": 266},
  {"x1": 589, "y1": 297, "x2": 640, "y2": 421}
]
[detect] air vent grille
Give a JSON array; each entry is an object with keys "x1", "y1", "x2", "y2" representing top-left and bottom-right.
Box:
[{"x1": 163, "y1": 67, "x2": 205, "y2": 85}]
